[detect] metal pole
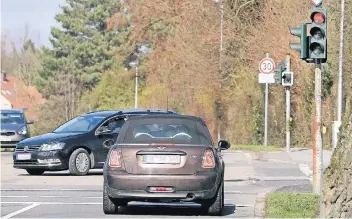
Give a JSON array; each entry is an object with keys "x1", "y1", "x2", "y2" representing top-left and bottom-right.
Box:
[
  {"x1": 217, "y1": 0, "x2": 224, "y2": 143},
  {"x1": 134, "y1": 66, "x2": 138, "y2": 109},
  {"x1": 313, "y1": 59, "x2": 323, "y2": 194},
  {"x1": 285, "y1": 54, "x2": 291, "y2": 152},
  {"x1": 263, "y1": 53, "x2": 270, "y2": 147},
  {"x1": 333, "y1": 0, "x2": 345, "y2": 150}
]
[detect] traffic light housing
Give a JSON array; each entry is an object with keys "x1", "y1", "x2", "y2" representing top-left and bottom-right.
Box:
[
  {"x1": 281, "y1": 71, "x2": 293, "y2": 87},
  {"x1": 289, "y1": 23, "x2": 308, "y2": 60},
  {"x1": 309, "y1": 7, "x2": 327, "y2": 63}
]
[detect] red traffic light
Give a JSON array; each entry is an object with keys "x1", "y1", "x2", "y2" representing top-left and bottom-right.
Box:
[{"x1": 312, "y1": 12, "x2": 325, "y2": 24}]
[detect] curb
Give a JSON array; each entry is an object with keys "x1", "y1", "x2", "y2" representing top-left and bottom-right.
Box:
[{"x1": 254, "y1": 191, "x2": 269, "y2": 218}]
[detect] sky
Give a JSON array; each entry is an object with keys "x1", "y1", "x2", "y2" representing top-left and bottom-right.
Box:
[{"x1": 1, "y1": 0, "x2": 66, "y2": 48}]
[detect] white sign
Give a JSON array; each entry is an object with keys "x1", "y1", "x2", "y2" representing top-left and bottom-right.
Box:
[
  {"x1": 259, "y1": 73, "x2": 276, "y2": 84},
  {"x1": 259, "y1": 58, "x2": 276, "y2": 74}
]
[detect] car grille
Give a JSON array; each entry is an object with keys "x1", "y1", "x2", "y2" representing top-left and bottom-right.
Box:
[
  {"x1": 15, "y1": 145, "x2": 41, "y2": 152},
  {"x1": 1, "y1": 132, "x2": 16, "y2": 136},
  {"x1": 14, "y1": 160, "x2": 38, "y2": 165}
]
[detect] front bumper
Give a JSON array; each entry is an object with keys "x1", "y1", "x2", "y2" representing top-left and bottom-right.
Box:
[
  {"x1": 13, "y1": 150, "x2": 68, "y2": 170},
  {"x1": 0, "y1": 135, "x2": 26, "y2": 148},
  {"x1": 105, "y1": 171, "x2": 221, "y2": 201}
]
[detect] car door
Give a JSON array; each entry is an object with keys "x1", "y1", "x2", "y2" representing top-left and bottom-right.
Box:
[{"x1": 93, "y1": 116, "x2": 127, "y2": 164}]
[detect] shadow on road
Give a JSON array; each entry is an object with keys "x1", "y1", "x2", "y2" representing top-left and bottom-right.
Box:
[
  {"x1": 18, "y1": 171, "x2": 103, "y2": 176},
  {"x1": 120, "y1": 203, "x2": 236, "y2": 216}
]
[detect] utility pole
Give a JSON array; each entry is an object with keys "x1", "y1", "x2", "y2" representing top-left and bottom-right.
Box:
[
  {"x1": 134, "y1": 66, "x2": 138, "y2": 109},
  {"x1": 285, "y1": 54, "x2": 291, "y2": 152},
  {"x1": 333, "y1": 0, "x2": 345, "y2": 150}
]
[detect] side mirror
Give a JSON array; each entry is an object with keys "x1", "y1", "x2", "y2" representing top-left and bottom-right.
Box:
[
  {"x1": 26, "y1": 120, "x2": 34, "y2": 124},
  {"x1": 96, "y1": 128, "x2": 112, "y2": 135},
  {"x1": 218, "y1": 140, "x2": 230, "y2": 150}
]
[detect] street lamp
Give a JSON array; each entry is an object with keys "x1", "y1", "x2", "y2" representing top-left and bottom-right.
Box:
[{"x1": 129, "y1": 59, "x2": 139, "y2": 109}]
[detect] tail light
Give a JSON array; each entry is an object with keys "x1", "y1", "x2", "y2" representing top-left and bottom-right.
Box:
[
  {"x1": 109, "y1": 149, "x2": 121, "y2": 167},
  {"x1": 202, "y1": 150, "x2": 215, "y2": 168}
]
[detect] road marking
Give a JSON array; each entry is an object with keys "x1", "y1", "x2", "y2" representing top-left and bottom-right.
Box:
[
  {"x1": 1, "y1": 188, "x2": 102, "y2": 192},
  {"x1": 84, "y1": 196, "x2": 102, "y2": 199},
  {"x1": 299, "y1": 163, "x2": 313, "y2": 183},
  {"x1": 1, "y1": 201, "x2": 101, "y2": 205},
  {"x1": 2, "y1": 202, "x2": 41, "y2": 219},
  {"x1": 39, "y1": 196, "x2": 70, "y2": 198},
  {"x1": 0, "y1": 196, "x2": 28, "y2": 198}
]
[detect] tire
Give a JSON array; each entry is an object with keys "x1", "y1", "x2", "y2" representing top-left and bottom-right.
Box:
[
  {"x1": 201, "y1": 179, "x2": 224, "y2": 216},
  {"x1": 69, "y1": 148, "x2": 91, "y2": 176},
  {"x1": 26, "y1": 169, "x2": 45, "y2": 175},
  {"x1": 103, "y1": 181, "x2": 119, "y2": 214}
]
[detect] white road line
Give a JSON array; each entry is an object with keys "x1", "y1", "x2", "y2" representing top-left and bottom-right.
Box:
[
  {"x1": 298, "y1": 163, "x2": 313, "y2": 183},
  {"x1": 85, "y1": 197, "x2": 102, "y2": 199},
  {"x1": 0, "y1": 196, "x2": 28, "y2": 198},
  {"x1": 39, "y1": 196, "x2": 70, "y2": 198},
  {"x1": 1, "y1": 201, "x2": 101, "y2": 205},
  {"x1": 2, "y1": 202, "x2": 41, "y2": 219}
]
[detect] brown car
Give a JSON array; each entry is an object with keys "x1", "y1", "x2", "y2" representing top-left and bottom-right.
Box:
[{"x1": 102, "y1": 114, "x2": 231, "y2": 216}]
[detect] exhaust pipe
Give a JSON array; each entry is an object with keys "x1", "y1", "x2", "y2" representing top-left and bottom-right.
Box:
[{"x1": 183, "y1": 193, "x2": 196, "y2": 201}]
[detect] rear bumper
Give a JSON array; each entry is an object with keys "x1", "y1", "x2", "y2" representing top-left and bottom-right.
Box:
[
  {"x1": 13, "y1": 150, "x2": 68, "y2": 170},
  {"x1": 105, "y1": 171, "x2": 221, "y2": 201}
]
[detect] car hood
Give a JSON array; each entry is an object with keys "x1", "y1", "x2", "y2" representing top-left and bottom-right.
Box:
[
  {"x1": 18, "y1": 132, "x2": 84, "y2": 146},
  {"x1": 1, "y1": 123, "x2": 24, "y2": 132}
]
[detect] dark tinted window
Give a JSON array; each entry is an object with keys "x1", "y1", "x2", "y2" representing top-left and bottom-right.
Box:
[
  {"x1": 53, "y1": 115, "x2": 106, "y2": 133},
  {"x1": 0, "y1": 112, "x2": 25, "y2": 124},
  {"x1": 120, "y1": 117, "x2": 213, "y2": 145}
]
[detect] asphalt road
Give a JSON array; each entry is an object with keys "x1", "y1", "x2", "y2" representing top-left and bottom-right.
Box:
[{"x1": 1, "y1": 149, "x2": 329, "y2": 218}]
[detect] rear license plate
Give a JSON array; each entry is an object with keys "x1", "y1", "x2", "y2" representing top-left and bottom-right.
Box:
[
  {"x1": 16, "y1": 153, "x2": 31, "y2": 160},
  {"x1": 142, "y1": 155, "x2": 181, "y2": 164}
]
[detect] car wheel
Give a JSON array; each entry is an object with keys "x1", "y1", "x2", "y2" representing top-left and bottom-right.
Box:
[
  {"x1": 69, "y1": 148, "x2": 91, "y2": 176},
  {"x1": 26, "y1": 169, "x2": 45, "y2": 175},
  {"x1": 201, "y1": 179, "x2": 224, "y2": 216},
  {"x1": 103, "y1": 181, "x2": 119, "y2": 214}
]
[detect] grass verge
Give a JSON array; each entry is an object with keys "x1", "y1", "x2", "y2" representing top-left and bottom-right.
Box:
[
  {"x1": 265, "y1": 192, "x2": 319, "y2": 218},
  {"x1": 0, "y1": 148, "x2": 15, "y2": 152},
  {"x1": 229, "y1": 144, "x2": 282, "y2": 151}
]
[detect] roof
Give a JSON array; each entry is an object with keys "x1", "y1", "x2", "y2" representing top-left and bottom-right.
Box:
[
  {"x1": 0, "y1": 109, "x2": 24, "y2": 114},
  {"x1": 125, "y1": 114, "x2": 205, "y2": 124},
  {"x1": 84, "y1": 108, "x2": 178, "y2": 117},
  {"x1": 1, "y1": 74, "x2": 44, "y2": 120}
]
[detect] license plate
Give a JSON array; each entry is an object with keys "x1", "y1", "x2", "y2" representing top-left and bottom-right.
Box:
[
  {"x1": 142, "y1": 155, "x2": 181, "y2": 164},
  {"x1": 0, "y1": 136, "x2": 11, "y2": 141},
  {"x1": 16, "y1": 153, "x2": 31, "y2": 160}
]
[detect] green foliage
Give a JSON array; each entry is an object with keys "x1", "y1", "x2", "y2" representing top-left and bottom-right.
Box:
[{"x1": 265, "y1": 192, "x2": 319, "y2": 218}]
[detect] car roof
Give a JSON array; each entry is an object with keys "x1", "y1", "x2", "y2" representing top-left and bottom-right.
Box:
[
  {"x1": 126, "y1": 114, "x2": 206, "y2": 124},
  {"x1": 84, "y1": 108, "x2": 178, "y2": 117},
  {"x1": 0, "y1": 109, "x2": 24, "y2": 114}
]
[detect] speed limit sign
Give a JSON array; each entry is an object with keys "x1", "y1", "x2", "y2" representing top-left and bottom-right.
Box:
[{"x1": 259, "y1": 58, "x2": 276, "y2": 74}]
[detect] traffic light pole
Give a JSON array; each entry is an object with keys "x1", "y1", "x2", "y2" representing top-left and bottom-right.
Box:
[
  {"x1": 313, "y1": 59, "x2": 323, "y2": 196},
  {"x1": 285, "y1": 54, "x2": 291, "y2": 152}
]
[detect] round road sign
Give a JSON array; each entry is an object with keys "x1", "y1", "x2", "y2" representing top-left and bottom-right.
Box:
[{"x1": 259, "y1": 58, "x2": 276, "y2": 74}]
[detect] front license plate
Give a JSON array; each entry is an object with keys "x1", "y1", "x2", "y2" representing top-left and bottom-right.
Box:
[
  {"x1": 16, "y1": 153, "x2": 31, "y2": 160},
  {"x1": 0, "y1": 136, "x2": 11, "y2": 141},
  {"x1": 143, "y1": 155, "x2": 181, "y2": 164}
]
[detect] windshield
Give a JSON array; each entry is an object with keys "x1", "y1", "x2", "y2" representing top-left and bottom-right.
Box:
[
  {"x1": 0, "y1": 112, "x2": 25, "y2": 125},
  {"x1": 53, "y1": 115, "x2": 106, "y2": 133}
]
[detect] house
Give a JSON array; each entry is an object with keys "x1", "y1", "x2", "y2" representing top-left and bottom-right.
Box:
[{"x1": 0, "y1": 71, "x2": 44, "y2": 120}]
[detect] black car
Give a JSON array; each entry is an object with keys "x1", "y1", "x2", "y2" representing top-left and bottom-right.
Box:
[
  {"x1": 103, "y1": 114, "x2": 230, "y2": 216},
  {"x1": 13, "y1": 108, "x2": 178, "y2": 176}
]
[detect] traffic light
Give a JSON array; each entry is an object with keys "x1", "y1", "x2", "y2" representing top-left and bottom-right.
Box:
[
  {"x1": 281, "y1": 71, "x2": 293, "y2": 87},
  {"x1": 289, "y1": 23, "x2": 308, "y2": 60},
  {"x1": 309, "y1": 8, "x2": 327, "y2": 62}
]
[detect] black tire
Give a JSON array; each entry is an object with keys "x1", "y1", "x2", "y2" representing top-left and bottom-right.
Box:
[
  {"x1": 103, "y1": 181, "x2": 119, "y2": 214},
  {"x1": 69, "y1": 148, "x2": 91, "y2": 176},
  {"x1": 201, "y1": 179, "x2": 224, "y2": 216},
  {"x1": 26, "y1": 169, "x2": 45, "y2": 175}
]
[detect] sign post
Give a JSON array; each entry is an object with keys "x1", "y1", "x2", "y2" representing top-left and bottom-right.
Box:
[{"x1": 258, "y1": 53, "x2": 276, "y2": 147}]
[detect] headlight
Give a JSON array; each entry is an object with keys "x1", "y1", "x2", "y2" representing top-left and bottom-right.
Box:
[
  {"x1": 40, "y1": 142, "x2": 65, "y2": 151},
  {"x1": 17, "y1": 126, "x2": 27, "y2": 135}
]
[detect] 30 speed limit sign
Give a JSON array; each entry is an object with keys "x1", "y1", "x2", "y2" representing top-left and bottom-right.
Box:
[{"x1": 259, "y1": 58, "x2": 276, "y2": 74}]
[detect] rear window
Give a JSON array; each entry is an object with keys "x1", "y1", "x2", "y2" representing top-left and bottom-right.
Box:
[{"x1": 119, "y1": 118, "x2": 213, "y2": 145}]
